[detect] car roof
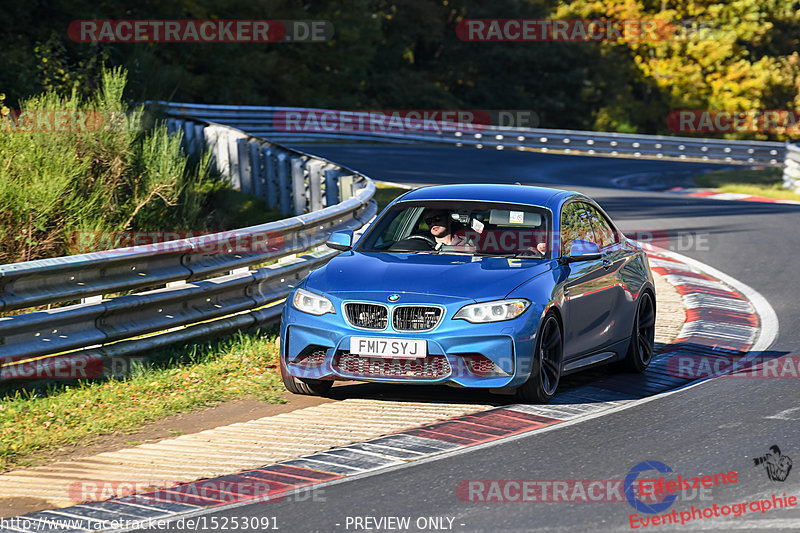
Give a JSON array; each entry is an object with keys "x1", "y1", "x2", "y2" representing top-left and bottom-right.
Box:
[{"x1": 393, "y1": 183, "x2": 577, "y2": 209}]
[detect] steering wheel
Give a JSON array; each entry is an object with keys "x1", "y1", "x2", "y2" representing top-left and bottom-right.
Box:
[
  {"x1": 518, "y1": 248, "x2": 544, "y2": 258},
  {"x1": 406, "y1": 234, "x2": 436, "y2": 247},
  {"x1": 388, "y1": 234, "x2": 436, "y2": 251}
]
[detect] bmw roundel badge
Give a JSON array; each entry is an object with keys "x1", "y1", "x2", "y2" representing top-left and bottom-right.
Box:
[{"x1": 388, "y1": 294, "x2": 400, "y2": 302}]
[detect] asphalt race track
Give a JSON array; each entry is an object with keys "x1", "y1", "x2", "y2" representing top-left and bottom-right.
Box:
[{"x1": 160, "y1": 145, "x2": 799, "y2": 532}]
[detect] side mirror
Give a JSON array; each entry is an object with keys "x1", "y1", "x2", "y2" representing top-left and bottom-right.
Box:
[
  {"x1": 563, "y1": 239, "x2": 601, "y2": 263},
  {"x1": 326, "y1": 230, "x2": 353, "y2": 251}
]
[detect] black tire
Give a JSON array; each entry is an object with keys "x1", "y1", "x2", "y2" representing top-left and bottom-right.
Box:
[
  {"x1": 517, "y1": 314, "x2": 563, "y2": 403},
  {"x1": 280, "y1": 355, "x2": 333, "y2": 396},
  {"x1": 623, "y1": 291, "x2": 656, "y2": 373}
]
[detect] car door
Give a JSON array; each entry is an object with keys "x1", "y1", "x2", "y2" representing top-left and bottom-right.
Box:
[
  {"x1": 560, "y1": 201, "x2": 619, "y2": 361},
  {"x1": 583, "y1": 202, "x2": 630, "y2": 346}
]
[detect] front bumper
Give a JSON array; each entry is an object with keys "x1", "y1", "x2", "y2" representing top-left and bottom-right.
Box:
[{"x1": 281, "y1": 292, "x2": 543, "y2": 389}]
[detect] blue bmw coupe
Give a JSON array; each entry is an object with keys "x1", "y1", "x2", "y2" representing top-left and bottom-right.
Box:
[{"x1": 280, "y1": 184, "x2": 655, "y2": 402}]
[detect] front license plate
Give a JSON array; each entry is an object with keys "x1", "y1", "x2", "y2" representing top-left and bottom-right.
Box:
[{"x1": 350, "y1": 337, "x2": 427, "y2": 359}]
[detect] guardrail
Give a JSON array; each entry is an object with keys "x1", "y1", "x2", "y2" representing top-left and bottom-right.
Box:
[
  {"x1": 0, "y1": 121, "x2": 377, "y2": 381},
  {"x1": 783, "y1": 143, "x2": 800, "y2": 191},
  {"x1": 3, "y1": 102, "x2": 793, "y2": 383},
  {"x1": 154, "y1": 102, "x2": 787, "y2": 167}
]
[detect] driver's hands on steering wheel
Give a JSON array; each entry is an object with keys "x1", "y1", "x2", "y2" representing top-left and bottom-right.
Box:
[
  {"x1": 386, "y1": 234, "x2": 437, "y2": 251},
  {"x1": 517, "y1": 242, "x2": 546, "y2": 257},
  {"x1": 407, "y1": 234, "x2": 436, "y2": 248}
]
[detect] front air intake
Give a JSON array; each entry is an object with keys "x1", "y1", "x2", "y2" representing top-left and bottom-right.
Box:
[{"x1": 344, "y1": 303, "x2": 389, "y2": 330}]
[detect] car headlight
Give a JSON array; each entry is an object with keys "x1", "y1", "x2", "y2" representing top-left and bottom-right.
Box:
[
  {"x1": 292, "y1": 288, "x2": 335, "y2": 316},
  {"x1": 454, "y1": 299, "x2": 530, "y2": 323}
]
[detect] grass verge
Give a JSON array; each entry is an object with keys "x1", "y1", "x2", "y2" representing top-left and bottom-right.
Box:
[
  {"x1": 0, "y1": 328, "x2": 283, "y2": 472},
  {"x1": 0, "y1": 181, "x2": 410, "y2": 472},
  {"x1": 694, "y1": 167, "x2": 800, "y2": 201},
  {"x1": 374, "y1": 182, "x2": 411, "y2": 211}
]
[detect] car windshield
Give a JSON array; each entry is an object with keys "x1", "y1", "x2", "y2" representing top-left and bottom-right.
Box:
[{"x1": 358, "y1": 200, "x2": 551, "y2": 259}]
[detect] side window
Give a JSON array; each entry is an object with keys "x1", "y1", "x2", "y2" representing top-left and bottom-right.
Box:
[
  {"x1": 560, "y1": 202, "x2": 595, "y2": 256},
  {"x1": 382, "y1": 214, "x2": 405, "y2": 242},
  {"x1": 376, "y1": 207, "x2": 422, "y2": 247},
  {"x1": 583, "y1": 204, "x2": 617, "y2": 249}
]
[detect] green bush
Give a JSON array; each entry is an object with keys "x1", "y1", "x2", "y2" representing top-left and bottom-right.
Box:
[{"x1": 0, "y1": 67, "x2": 220, "y2": 264}]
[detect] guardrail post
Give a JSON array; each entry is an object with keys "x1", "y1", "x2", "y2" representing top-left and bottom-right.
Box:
[
  {"x1": 263, "y1": 146, "x2": 278, "y2": 210},
  {"x1": 324, "y1": 169, "x2": 340, "y2": 206},
  {"x1": 228, "y1": 132, "x2": 241, "y2": 190},
  {"x1": 249, "y1": 142, "x2": 264, "y2": 200},
  {"x1": 220, "y1": 128, "x2": 232, "y2": 179},
  {"x1": 784, "y1": 143, "x2": 800, "y2": 192},
  {"x1": 204, "y1": 126, "x2": 228, "y2": 178},
  {"x1": 169, "y1": 119, "x2": 185, "y2": 152},
  {"x1": 277, "y1": 152, "x2": 291, "y2": 216},
  {"x1": 236, "y1": 138, "x2": 252, "y2": 194},
  {"x1": 194, "y1": 124, "x2": 205, "y2": 155},
  {"x1": 338, "y1": 175, "x2": 354, "y2": 201},
  {"x1": 291, "y1": 157, "x2": 307, "y2": 215},
  {"x1": 183, "y1": 121, "x2": 196, "y2": 155},
  {"x1": 308, "y1": 161, "x2": 323, "y2": 212}
]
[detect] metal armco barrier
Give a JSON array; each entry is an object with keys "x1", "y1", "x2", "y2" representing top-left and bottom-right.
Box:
[
  {"x1": 783, "y1": 143, "x2": 800, "y2": 191},
  {"x1": 0, "y1": 121, "x2": 377, "y2": 379},
  {"x1": 154, "y1": 102, "x2": 787, "y2": 167}
]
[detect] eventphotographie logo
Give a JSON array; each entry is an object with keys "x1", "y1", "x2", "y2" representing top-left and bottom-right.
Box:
[{"x1": 753, "y1": 445, "x2": 792, "y2": 482}]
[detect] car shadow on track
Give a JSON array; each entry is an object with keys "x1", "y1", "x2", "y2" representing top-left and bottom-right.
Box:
[{"x1": 322, "y1": 344, "x2": 790, "y2": 406}]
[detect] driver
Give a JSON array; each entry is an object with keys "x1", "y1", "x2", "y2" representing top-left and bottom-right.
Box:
[
  {"x1": 424, "y1": 209, "x2": 546, "y2": 255},
  {"x1": 424, "y1": 210, "x2": 458, "y2": 248}
]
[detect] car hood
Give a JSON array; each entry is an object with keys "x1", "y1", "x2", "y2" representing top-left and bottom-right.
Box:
[{"x1": 305, "y1": 251, "x2": 553, "y2": 301}]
